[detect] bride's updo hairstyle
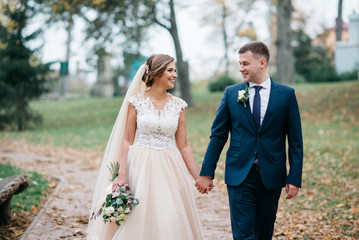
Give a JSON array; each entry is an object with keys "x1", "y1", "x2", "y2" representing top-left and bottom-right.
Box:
[{"x1": 142, "y1": 54, "x2": 174, "y2": 87}]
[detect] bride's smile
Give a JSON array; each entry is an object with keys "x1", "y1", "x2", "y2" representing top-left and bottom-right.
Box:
[{"x1": 155, "y1": 62, "x2": 177, "y2": 89}]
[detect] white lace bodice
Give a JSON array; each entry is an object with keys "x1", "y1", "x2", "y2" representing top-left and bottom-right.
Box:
[{"x1": 129, "y1": 92, "x2": 188, "y2": 149}]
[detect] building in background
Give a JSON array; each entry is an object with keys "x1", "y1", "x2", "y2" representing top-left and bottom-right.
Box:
[
  {"x1": 312, "y1": 22, "x2": 349, "y2": 56},
  {"x1": 335, "y1": 12, "x2": 359, "y2": 74}
]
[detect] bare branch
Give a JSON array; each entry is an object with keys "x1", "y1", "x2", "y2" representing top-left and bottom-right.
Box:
[{"x1": 154, "y1": 17, "x2": 170, "y2": 31}]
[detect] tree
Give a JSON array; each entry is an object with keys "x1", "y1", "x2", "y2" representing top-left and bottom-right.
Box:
[
  {"x1": 336, "y1": 0, "x2": 343, "y2": 41},
  {"x1": 201, "y1": 0, "x2": 257, "y2": 76},
  {"x1": 38, "y1": 0, "x2": 158, "y2": 96},
  {"x1": 293, "y1": 28, "x2": 337, "y2": 82},
  {"x1": 0, "y1": 0, "x2": 53, "y2": 131},
  {"x1": 276, "y1": 0, "x2": 294, "y2": 83},
  {"x1": 83, "y1": 0, "x2": 155, "y2": 54},
  {"x1": 153, "y1": 0, "x2": 193, "y2": 106},
  {"x1": 85, "y1": 0, "x2": 194, "y2": 106},
  {"x1": 35, "y1": 0, "x2": 98, "y2": 95},
  {"x1": 293, "y1": 28, "x2": 312, "y2": 81}
]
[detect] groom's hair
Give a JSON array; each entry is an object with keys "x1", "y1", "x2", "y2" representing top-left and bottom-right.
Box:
[{"x1": 238, "y1": 41, "x2": 270, "y2": 64}]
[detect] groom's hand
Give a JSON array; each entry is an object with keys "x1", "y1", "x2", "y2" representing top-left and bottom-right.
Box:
[
  {"x1": 285, "y1": 184, "x2": 299, "y2": 199},
  {"x1": 195, "y1": 176, "x2": 214, "y2": 194}
]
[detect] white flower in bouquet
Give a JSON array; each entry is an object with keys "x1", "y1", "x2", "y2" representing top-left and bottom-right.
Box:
[
  {"x1": 110, "y1": 216, "x2": 117, "y2": 222},
  {"x1": 102, "y1": 207, "x2": 109, "y2": 216},
  {"x1": 108, "y1": 206, "x2": 115, "y2": 214}
]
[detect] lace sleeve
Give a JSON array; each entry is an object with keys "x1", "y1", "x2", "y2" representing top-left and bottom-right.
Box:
[
  {"x1": 128, "y1": 93, "x2": 142, "y2": 111},
  {"x1": 174, "y1": 96, "x2": 188, "y2": 112}
]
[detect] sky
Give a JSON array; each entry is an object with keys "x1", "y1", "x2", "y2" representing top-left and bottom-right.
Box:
[{"x1": 30, "y1": 0, "x2": 359, "y2": 84}]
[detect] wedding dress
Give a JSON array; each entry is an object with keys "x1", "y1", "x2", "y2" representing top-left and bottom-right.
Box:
[
  {"x1": 110, "y1": 92, "x2": 203, "y2": 239},
  {"x1": 87, "y1": 64, "x2": 203, "y2": 240}
]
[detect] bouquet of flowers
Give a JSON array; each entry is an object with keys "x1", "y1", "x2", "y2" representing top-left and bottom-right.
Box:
[{"x1": 90, "y1": 162, "x2": 139, "y2": 226}]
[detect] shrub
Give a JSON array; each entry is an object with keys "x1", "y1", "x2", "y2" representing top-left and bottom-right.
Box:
[
  {"x1": 338, "y1": 68, "x2": 358, "y2": 81},
  {"x1": 208, "y1": 75, "x2": 236, "y2": 92},
  {"x1": 269, "y1": 73, "x2": 306, "y2": 83}
]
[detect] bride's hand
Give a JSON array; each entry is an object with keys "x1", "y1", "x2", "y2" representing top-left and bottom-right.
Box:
[{"x1": 112, "y1": 173, "x2": 126, "y2": 192}]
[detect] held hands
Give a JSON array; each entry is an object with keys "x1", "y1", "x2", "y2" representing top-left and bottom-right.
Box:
[
  {"x1": 112, "y1": 172, "x2": 126, "y2": 193},
  {"x1": 195, "y1": 176, "x2": 215, "y2": 194},
  {"x1": 285, "y1": 184, "x2": 299, "y2": 199}
]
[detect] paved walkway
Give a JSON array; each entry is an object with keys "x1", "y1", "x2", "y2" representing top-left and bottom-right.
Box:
[{"x1": 0, "y1": 141, "x2": 232, "y2": 240}]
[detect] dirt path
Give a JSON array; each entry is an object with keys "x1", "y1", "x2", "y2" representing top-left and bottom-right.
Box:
[
  {"x1": 3, "y1": 140, "x2": 350, "y2": 239},
  {"x1": 0, "y1": 140, "x2": 232, "y2": 240}
]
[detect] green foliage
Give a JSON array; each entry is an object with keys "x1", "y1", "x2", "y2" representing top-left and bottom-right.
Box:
[
  {"x1": 0, "y1": 163, "x2": 49, "y2": 211},
  {"x1": 337, "y1": 68, "x2": 358, "y2": 81},
  {"x1": 83, "y1": 0, "x2": 156, "y2": 60},
  {"x1": 293, "y1": 29, "x2": 338, "y2": 82},
  {"x1": 208, "y1": 75, "x2": 236, "y2": 92},
  {"x1": 108, "y1": 161, "x2": 120, "y2": 181},
  {"x1": 0, "y1": 0, "x2": 54, "y2": 131},
  {"x1": 307, "y1": 48, "x2": 337, "y2": 82}
]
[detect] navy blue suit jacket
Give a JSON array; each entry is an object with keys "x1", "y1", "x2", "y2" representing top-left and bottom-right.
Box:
[{"x1": 200, "y1": 79, "x2": 303, "y2": 190}]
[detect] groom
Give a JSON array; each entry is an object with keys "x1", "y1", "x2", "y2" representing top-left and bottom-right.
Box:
[{"x1": 196, "y1": 41, "x2": 303, "y2": 239}]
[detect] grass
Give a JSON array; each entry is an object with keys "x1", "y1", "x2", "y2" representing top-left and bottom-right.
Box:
[
  {"x1": 1, "y1": 97, "x2": 122, "y2": 151},
  {"x1": 0, "y1": 80, "x2": 358, "y2": 237},
  {"x1": 0, "y1": 163, "x2": 49, "y2": 211}
]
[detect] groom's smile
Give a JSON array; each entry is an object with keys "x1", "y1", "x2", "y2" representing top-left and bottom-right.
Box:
[{"x1": 239, "y1": 50, "x2": 267, "y2": 84}]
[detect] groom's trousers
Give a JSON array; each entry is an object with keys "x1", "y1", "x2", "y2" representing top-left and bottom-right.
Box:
[{"x1": 227, "y1": 165, "x2": 282, "y2": 240}]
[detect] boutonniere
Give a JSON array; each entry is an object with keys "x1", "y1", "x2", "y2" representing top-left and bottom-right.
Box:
[{"x1": 237, "y1": 85, "x2": 249, "y2": 108}]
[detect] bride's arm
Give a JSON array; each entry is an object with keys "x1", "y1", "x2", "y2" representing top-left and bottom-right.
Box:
[
  {"x1": 112, "y1": 104, "x2": 137, "y2": 192},
  {"x1": 175, "y1": 109, "x2": 200, "y2": 180}
]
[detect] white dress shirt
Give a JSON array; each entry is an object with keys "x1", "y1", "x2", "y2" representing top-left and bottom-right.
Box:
[{"x1": 249, "y1": 76, "x2": 271, "y2": 126}]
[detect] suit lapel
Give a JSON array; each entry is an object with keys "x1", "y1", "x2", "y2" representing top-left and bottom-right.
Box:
[{"x1": 258, "y1": 78, "x2": 278, "y2": 133}]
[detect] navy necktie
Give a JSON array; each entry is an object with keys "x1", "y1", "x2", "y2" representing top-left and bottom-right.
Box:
[{"x1": 253, "y1": 86, "x2": 262, "y2": 131}]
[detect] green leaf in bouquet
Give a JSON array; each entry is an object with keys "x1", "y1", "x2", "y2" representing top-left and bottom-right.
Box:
[
  {"x1": 119, "y1": 187, "x2": 126, "y2": 193},
  {"x1": 107, "y1": 161, "x2": 120, "y2": 182},
  {"x1": 119, "y1": 194, "x2": 127, "y2": 200},
  {"x1": 106, "y1": 193, "x2": 112, "y2": 202},
  {"x1": 116, "y1": 198, "x2": 123, "y2": 205}
]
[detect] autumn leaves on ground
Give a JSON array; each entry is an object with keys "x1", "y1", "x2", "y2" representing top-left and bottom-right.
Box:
[{"x1": 1, "y1": 81, "x2": 358, "y2": 239}]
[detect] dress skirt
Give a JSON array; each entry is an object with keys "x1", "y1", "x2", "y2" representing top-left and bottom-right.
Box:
[{"x1": 112, "y1": 144, "x2": 203, "y2": 240}]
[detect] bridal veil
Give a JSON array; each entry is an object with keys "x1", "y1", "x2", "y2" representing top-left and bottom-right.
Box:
[{"x1": 87, "y1": 64, "x2": 147, "y2": 240}]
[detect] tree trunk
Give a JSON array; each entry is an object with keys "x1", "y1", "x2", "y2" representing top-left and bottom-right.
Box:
[
  {"x1": 222, "y1": 4, "x2": 229, "y2": 75},
  {"x1": 276, "y1": 0, "x2": 294, "y2": 83},
  {"x1": 167, "y1": 0, "x2": 193, "y2": 107},
  {"x1": 267, "y1": 0, "x2": 276, "y2": 73},
  {"x1": 336, "y1": 0, "x2": 343, "y2": 41},
  {"x1": 61, "y1": 15, "x2": 73, "y2": 97}
]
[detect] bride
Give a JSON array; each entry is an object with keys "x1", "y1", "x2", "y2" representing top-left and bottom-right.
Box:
[{"x1": 87, "y1": 54, "x2": 204, "y2": 239}]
